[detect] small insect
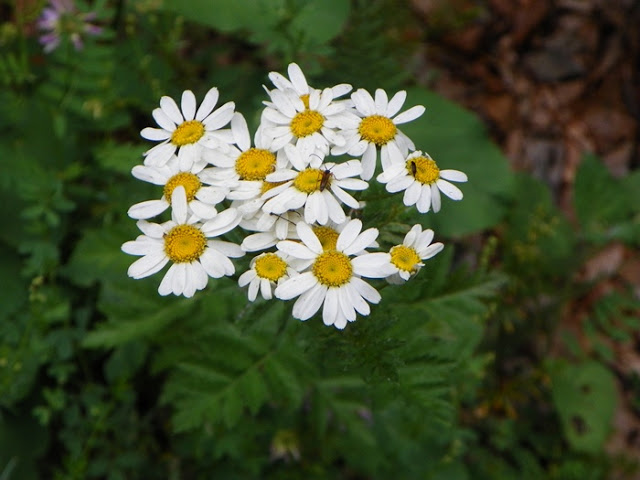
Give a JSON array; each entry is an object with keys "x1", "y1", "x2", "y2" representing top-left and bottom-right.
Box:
[
  {"x1": 409, "y1": 160, "x2": 417, "y2": 176},
  {"x1": 319, "y1": 167, "x2": 333, "y2": 191}
]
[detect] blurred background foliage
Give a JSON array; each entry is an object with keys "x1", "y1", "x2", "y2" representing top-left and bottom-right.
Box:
[{"x1": 0, "y1": 0, "x2": 639, "y2": 479}]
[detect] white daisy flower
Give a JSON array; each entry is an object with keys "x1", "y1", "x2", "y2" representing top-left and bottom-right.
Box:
[
  {"x1": 140, "y1": 87, "x2": 236, "y2": 170},
  {"x1": 260, "y1": 85, "x2": 354, "y2": 157},
  {"x1": 266, "y1": 62, "x2": 352, "y2": 104},
  {"x1": 261, "y1": 145, "x2": 368, "y2": 226},
  {"x1": 202, "y1": 112, "x2": 289, "y2": 202},
  {"x1": 275, "y1": 220, "x2": 395, "y2": 330},
  {"x1": 331, "y1": 88, "x2": 425, "y2": 181},
  {"x1": 121, "y1": 186, "x2": 243, "y2": 298},
  {"x1": 377, "y1": 151, "x2": 467, "y2": 213},
  {"x1": 386, "y1": 224, "x2": 444, "y2": 283},
  {"x1": 127, "y1": 155, "x2": 228, "y2": 221},
  {"x1": 238, "y1": 252, "x2": 298, "y2": 301}
]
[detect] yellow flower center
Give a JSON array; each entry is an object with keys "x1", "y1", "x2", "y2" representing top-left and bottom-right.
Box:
[
  {"x1": 358, "y1": 115, "x2": 397, "y2": 146},
  {"x1": 290, "y1": 110, "x2": 324, "y2": 138},
  {"x1": 300, "y1": 94, "x2": 310, "y2": 109},
  {"x1": 164, "y1": 172, "x2": 202, "y2": 202},
  {"x1": 312, "y1": 251, "x2": 353, "y2": 287},
  {"x1": 293, "y1": 168, "x2": 324, "y2": 194},
  {"x1": 235, "y1": 148, "x2": 277, "y2": 181},
  {"x1": 164, "y1": 224, "x2": 207, "y2": 263},
  {"x1": 254, "y1": 253, "x2": 288, "y2": 281},
  {"x1": 261, "y1": 180, "x2": 287, "y2": 195},
  {"x1": 390, "y1": 245, "x2": 421, "y2": 273},
  {"x1": 171, "y1": 120, "x2": 205, "y2": 146},
  {"x1": 407, "y1": 156, "x2": 440, "y2": 185},
  {"x1": 312, "y1": 226, "x2": 339, "y2": 251}
]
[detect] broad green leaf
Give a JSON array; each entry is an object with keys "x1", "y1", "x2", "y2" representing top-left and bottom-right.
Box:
[
  {"x1": 161, "y1": 0, "x2": 284, "y2": 33},
  {"x1": 289, "y1": 0, "x2": 350, "y2": 46},
  {"x1": 550, "y1": 360, "x2": 616, "y2": 453}
]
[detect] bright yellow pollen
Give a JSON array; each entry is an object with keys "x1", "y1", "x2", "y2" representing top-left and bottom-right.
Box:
[
  {"x1": 164, "y1": 224, "x2": 206, "y2": 263},
  {"x1": 312, "y1": 251, "x2": 353, "y2": 287},
  {"x1": 312, "y1": 226, "x2": 339, "y2": 251},
  {"x1": 293, "y1": 168, "x2": 324, "y2": 194},
  {"x1": 390, "y1": 245, "x2": 421, "y2": 273},
  {"x1": 235, "y1": 148, "x2": 276, "y2": 181},
  {"x1": 290, "y1": 110, "x2": 324, "y2": 138},
  {"x1": 408, "y1": 156, "x2": 440, "y2": 185},
  {"x1": 164, "y1": 172, "x2": 202, "y2": 202},
  {"x1": 261, "y1": 180, "x2": 287, "y2": 195},
  {"x1": 358, "y1": 115, "x2": 397, "y2": 146},
  {"x1": 254, "y1": 253, "x2": 288, "y2": 281},
  {"x1": 170, "y1": 120, "x2": 205, "y2": 146},
  {"x1": 300, "y1": 94, "x2": 310, "y2": 109}
]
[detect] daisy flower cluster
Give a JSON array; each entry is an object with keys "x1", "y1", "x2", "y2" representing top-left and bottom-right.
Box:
[{"x1": 122, "y1": 63, "x2": 468, "y2": 329}]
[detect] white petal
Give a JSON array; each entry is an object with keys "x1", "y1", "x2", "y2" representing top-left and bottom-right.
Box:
[
  {"x1": 200, "y1": 249, "x2": 230, "y2": 278},
  {"x1": 127, "y1": 199, "x2": 169, "y2": 219},
  {"x1": 343, "y1": 228, "x2": 378, "y2": 255},
  {"x1": 352, "y1": 252, "x2": 394, "y2": 278},
  {"x1": 416, "y1": 186, "x2": 431, "y2": 213},
  {"x1": 158, "y1": 264, "x2": 176, "y2": 295},
  {"x1": 275, "y1": 271, "x2": 317, "y2": 300},
  {"x1": 322, "y1": 288, "x2": 339, "y2": 326},
  {"x1": 248, "y1": 278, "x2": 259, "y2": 301},
  {"x1": 436, "y1": 179, "x2": 464, "y2": 200},
  {"x1": 201, "y1": 208, "x2": 240, "y2": 237},
  {"x1": 292, "y1": 283, "x2": 327, "y2": 320},
  {"x1": 337, "y1": 287, "x2": 357, "y2": 322},
  {"x1": 203, "y1": 102, "x2": 235, "y2": 130},
  {"x1": 415, "y1": 228, "x2": 435, "y2": 248},
  {"x1": 288, "y1": 63, "x2": 309, "y2": 94},
  {"x1": 439, "y1": 169, "x2": 468, "y2": 183},
  {"x1": 121, "y1": 238, "x2": 163, "y2": 256},
  {"x1": 160, "y1": 95, "x2": 184, "y2": 124},
  {"x1": 344, "y1": 282, "x2": 370, "y2": 316},
  {"x1": 141, "y1": 127, "x2": 171, "y2": 141},
  {"x1": 181, "y1": 90, "x2": 196, "y2": 121},
  {"x1": 238, "y1": 269, "x2": 257, "y2": 287},
  {"x1": 136, "y1": 220, "x2": 165, "y2": 238},
  {"x1": 208, "y1": 240, "x2": 244, "y2": 258},
  {"x1": 171, "y1": 186, "x2": 188, "y2": 224},
  {"x1": 386, "y1": 90, "x2": 407, "y2": 117},
  {"x1": 231, "y1": 112, "x2": 251, "y2": 151},
  {"x1": 336, "y1": 219, "x2": 362, "y2": 251},
  {"x1": 418, "y1": 242, "x2": 444, "y2": 260},
  {"x1": 360, "y1": 143, "x2": 377, "y2": 181},
  {"x1": 403, "y1": 181, "x2": 421, "y2": 206},
  {"x1": 374, "y1": 89, "x2": 388, "y2": 114},
  {"x1": 350, "y1": 277, "x2": 381, "y2": 304},
  {"x1": 296, "y1": 220, "x2": 323, "y2": 254},
  {"x1": 196, "y1": 87, "x2": 219, "y2": 121},
  {"x1": 393, "y1": 105, "x2": 425, "y2": 125},
  {"x1": 189, "y1": 200, "x2": 218, "y2": 220},
  {"x1": 329, "y1": 185, "x2": 359, "y2": 209},
  {"x1": 152, "y1": 108, "x2": 176, "y2": 132},
  {"x1": 431, "y1": 184, "x2": 442, "y2": 212},
  {"x1": 128, "y1": 252, "x2": 168, "y2": 279},
  {"x1": 277, "y1": 240, "x2": 316, "y2": 260}
]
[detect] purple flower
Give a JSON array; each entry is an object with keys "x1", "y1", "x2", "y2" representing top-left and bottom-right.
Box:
[{"x1": 37, "y1": 0, "x2": 103, "y2": 53}]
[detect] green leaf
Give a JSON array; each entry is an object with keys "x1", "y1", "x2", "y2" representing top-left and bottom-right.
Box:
[
  {"x1": 0, "y1": 242, "x2": 28, "y2": 322},
  {"x1": 289, "y1": 0, "x2": 350, "y2": 46},
  {"x1": 574, "y1": 153, "x2": 633, "y2": 240},
  {"x1": 399, "y1": 88, "x2": 515, "y2": 236},
  {"x1": 549, "y1": 360, "x2": 616, "y2": 453},
  {"x1": 161, "y1": 0, "x2": 284, "y2": 33}
]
